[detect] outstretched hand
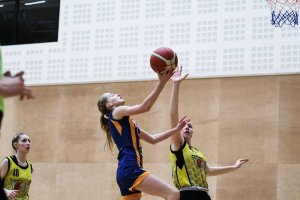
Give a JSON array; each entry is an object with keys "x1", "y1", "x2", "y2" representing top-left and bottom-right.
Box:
[
  {"x1": 234, "y1": 158, "x2": 249, "y2": 168},
  {"x1": 171, "y1": 66, "x2": 189, "y2": 84},
  {"x1": 156, "y1": 69, "x2": 175, "y2": 85},
  {"x1": 175, "y1": 116, "x2": 190, "y2": 131},
  {"x1": 14, "y1": 71, "x2": 34, "y2": 100},
  {"x1": 1, "y1": 70, "x2": 34, "y2": 100}
]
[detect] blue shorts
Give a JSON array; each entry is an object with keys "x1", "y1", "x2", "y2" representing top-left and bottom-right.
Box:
[{"x1": 116, "y1": 153, "x2": 150, "y2": 199}]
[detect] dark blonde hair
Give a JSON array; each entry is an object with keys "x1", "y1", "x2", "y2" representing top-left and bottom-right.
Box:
[{"x1": 97, "y1": 93, "x2": 114, "y2": 151}]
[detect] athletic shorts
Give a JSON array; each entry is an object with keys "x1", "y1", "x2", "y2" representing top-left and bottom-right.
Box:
[
  {"x1": 116, "y1": 163, "x2": 150, "y2": 199},
  {"x1": 0, "y1": 180, "x2": 7, "y2": 200},
  {"x1": 180, "y1": 190, "x2": 211, "y2": 200},
  {"x1": 0, "y1": 111, "x2": 3, "y2": 129}
]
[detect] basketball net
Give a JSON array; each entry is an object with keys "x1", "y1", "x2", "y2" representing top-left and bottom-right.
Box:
[{"x1": 266, "y1": 0, "x2": 300, "y2": 27}]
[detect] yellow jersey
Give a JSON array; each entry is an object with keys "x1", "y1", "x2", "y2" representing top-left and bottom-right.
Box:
[
  {"x1": 169, "y1": 142, "x2": 208, "y2": 189},
  {"x1": 3, "y1": 156, "x2": 32, "y2": 200}
]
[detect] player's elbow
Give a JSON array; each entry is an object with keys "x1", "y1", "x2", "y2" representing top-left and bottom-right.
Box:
[
  {"x1": 141, "y1": 104, "x2": 151, "y2": 112},
  {"x1": 149, "y1": 137, "x2": 158, "y2": 144},
  {"x1": 144, "y1": 105, "x2": 151, "y2": 112}
]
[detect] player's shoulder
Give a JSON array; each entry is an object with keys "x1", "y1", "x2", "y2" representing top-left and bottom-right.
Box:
[{"x1": 1, "y1": 157, "x2": 9, "y2": 164}]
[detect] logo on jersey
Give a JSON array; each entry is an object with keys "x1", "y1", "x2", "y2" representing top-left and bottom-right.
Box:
[
  {"x1": 192, "y1": 156, "x2": 206, "y2": 171},
  {"x1": 11, "y1": 180, "x2": 31, "y2": 197}
]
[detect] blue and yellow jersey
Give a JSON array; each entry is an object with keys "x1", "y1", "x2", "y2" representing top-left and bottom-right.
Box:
[
  {"x1": 109, "y1": 111, "x2": 143, "y2": 167},
  {"x1": 3, "y1": 155, "x2": 32, "y2": 200},
  {"x1": 108, "y1": 111, "x2": 151, "y2": 198},
  {"x1": 169, "y1": 142, "x2": 208, "y2": 189}
]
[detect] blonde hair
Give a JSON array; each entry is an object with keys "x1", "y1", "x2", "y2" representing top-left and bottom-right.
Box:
[{"x1": 97, "y1": 93, "x2": 114, "y2": 151}]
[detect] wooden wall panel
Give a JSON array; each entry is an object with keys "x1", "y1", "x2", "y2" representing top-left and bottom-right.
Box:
[
  {"x1": 279, "y1": 76, "x2": 300, "y2": 164},
  {"x1": 0, "y1": 75, "x2": 299, "y2": 200}
]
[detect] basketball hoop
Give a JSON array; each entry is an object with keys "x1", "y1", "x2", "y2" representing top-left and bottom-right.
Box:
[{"x1": 266, "y1": 0, "x2": 300, "y2": 27}]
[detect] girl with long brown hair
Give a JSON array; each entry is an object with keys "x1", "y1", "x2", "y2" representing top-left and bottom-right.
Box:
[{"x1": 97, "y1": 70, "x2": 189, "y2": 200}]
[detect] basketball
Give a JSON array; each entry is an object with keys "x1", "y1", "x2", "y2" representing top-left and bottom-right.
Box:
[{"x1": 150, "y1": 47, "x2": 178, "y2": 73}]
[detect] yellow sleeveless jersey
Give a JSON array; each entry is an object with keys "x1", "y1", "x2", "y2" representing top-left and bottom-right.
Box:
[
  {"x1": 3, "y1": 156, "x2": 32, "y2": 200},
  {"x1": 169, "y1": 142, "x2": 208, "y2": 189}
]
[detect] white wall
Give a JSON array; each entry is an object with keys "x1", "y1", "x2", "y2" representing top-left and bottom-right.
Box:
[{"x1": 2, "y1": 0, "x2": 300, "y2": 86}]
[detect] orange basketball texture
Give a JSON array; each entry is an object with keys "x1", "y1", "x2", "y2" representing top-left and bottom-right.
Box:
[{"x1": 150, "y1": 47, "x2": 178, "y2": 73}]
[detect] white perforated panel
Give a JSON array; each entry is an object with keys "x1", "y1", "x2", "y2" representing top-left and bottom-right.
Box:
[{"x1": 1, "y1": 0, "x2": 299, "y2": 85}]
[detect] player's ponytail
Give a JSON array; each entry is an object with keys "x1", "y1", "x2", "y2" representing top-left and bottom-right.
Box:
[{"x1": 97, "y1": 93, "x2": 114, "y2": 151}]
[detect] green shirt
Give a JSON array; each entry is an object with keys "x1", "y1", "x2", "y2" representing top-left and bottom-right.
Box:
[{"x1": 0, "y1": 47, "x2": 4, "y2": 112}]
